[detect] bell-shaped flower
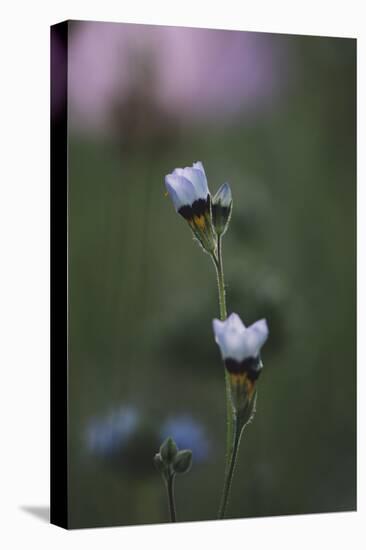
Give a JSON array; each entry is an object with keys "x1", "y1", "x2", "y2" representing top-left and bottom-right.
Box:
[
  {"x1": 213, "y1": 313, "x2": 269, "y2": 412},
  {"x1": 212, "y1": 182, "x2": 233, "y2": 236},
  {"x1": 165, "y1": 161, "x2": 216, "y2": 253}
]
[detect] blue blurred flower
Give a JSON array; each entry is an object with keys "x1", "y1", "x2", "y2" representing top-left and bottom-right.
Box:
[
  {"x1": 85, "y1": 406, "x2": 160, "y2": 478},
  {"x1": 160, "y1": 416, "x2": 210, "y2": 463},
  {"x1": 85, "y1": 406, "x2": 140, "y2": 457}
]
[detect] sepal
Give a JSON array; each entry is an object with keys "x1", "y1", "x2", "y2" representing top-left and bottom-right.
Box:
[
  {"x1": 173, "y1": 450, "x2": 193, "y2": 474},
  {"x1": 160, "y1": 436, "x2": 178, "y2": 465},
  {"x1": 212, "y1": 183, "x2": 232, "y2": 236}
]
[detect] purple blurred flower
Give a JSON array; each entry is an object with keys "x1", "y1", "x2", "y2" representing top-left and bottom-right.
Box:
[
  {"x1": 160, "y1": 416, "x2": 210, "y2": 463},
  {"x1": 68, "y1": 21, "x2": 284, "y2": 133}
]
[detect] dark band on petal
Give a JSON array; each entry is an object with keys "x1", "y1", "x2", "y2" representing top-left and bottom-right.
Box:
[
  {"x1": 212, "y1": 204, "x2": 231, "y2": 234},
  {"x1": 212, "y1": 204, "x2": 231, "y2": 218},
  {"x1": 178, "y1": 195, "x2": 210, "y2": 220},
  {"x1": 178, "y1": 204, "x2": 193, "y2": 219},
  {"x1": 225, "y1": 357, "x2": 262, "y2": 381}
]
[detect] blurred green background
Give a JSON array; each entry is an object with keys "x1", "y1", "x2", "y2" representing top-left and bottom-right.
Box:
[{"x1": 65, "y1": 22, "x2": 356, "y2": 528}]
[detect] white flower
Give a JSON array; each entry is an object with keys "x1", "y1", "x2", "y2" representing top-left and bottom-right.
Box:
[
  {"x1": 213, "y1": 313, "x2": 268, "y2": 363},
  {"x1": 165, "y1": 161, "x2": 209, "y2": 214},
  {"x1": 213, "y1": 313, "x2": 269, "y2": 412},
  {"x1": 164, "y1": 161, "x2": 216, "y2": 253}
]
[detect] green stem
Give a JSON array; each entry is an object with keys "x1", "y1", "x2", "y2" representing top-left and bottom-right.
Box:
[
  {"x1": 218, "y1": 414, "x2": 243, "y2": 519},
  {"x1": 211, "y1": 235, "x2": 235, "y2": 516},
  {"x1": 213, "y1": 235, "x2": 227, "y2": 320},
  {"x1": 166, "y1": 475, "x2": 176, "y2": 522}
]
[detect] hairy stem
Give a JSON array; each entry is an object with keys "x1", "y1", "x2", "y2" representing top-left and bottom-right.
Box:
[
  {"x1": 218, "y1": 414, "x2": 243, "y2": 519},
  {"x1": 213, "y1": 235, "x2": 227, "y2": 320},
  {"x1": 211, "y1": 235, "x2": 235, "y2": 516},
  {"x1": 166, "y1": 475, "x2": 176, "y2": 522}
]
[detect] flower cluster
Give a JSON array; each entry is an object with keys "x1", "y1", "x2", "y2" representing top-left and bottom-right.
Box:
[
  {"x1": 165, "y1": 162, "x2": 269, "y2": 412},
  {"x1": 163, "y1": 160, "x2": 270, "y2": 519}
]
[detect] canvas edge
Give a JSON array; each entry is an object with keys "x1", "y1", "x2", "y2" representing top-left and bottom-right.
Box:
[{"x1": 50, "y1": 20, "x2": 69, "y2": 530}]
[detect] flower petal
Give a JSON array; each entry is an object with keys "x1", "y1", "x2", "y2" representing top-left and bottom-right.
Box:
[
  {"x1": 213, "y1": 314, "x2": 247, "y2": 360},
  {"x1": 192, "y1": 161, "x2": 206, "y2": 175},
  {"x1": 245, "y1": 319, "x2": 269, "y2": 358},
  {"x1": 165, "y1": 174, "x2": 196, "y2": 211},
  {"x1": 222, "y1": 327, "x2": 251, "y2": 362},
  {"x1": 181, "y1": 167, "x2": 209, "y2": 199},
  {"x1": 214, "y1": 182, "x2": 232, "y2": 207},
  {"x1": 172, "y1": 168, "x2": 185, "y2": 177},
  {"x1": 226, "y1": 312, "x2": 246, "y2": 332},
  {"x1": 212, "y1": 313, "x2": 268, "y2": 362},
  {"x1": 166, "y1": 162, "x2": 209, "y2": 206},
  {"x1": 213, "y1": 318, "x2": 225, "y2": 341},
  {"x1": 212, "y1": 318, "x2": 230, "y2": 359}
]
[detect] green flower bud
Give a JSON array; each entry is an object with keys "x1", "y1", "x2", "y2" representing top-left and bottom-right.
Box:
[
  {"x1": 173, "y1": 449, "x2": 193, "y2": 474},
  {"x1": 153, "y1": 453, "x2": 166, "y2": 474},
  {"x1": 160, "y1": 436, "x2": 178, "y2": 465},
  {"x1": 212, "y1": 183, "x2": 232, "y2": 236}
]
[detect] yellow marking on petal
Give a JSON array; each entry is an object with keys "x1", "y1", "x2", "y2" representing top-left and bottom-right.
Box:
[
  {"x1": 193, "y1": 215, "x2": 206, "y2": 229},
  {"x1": 246, "y1": 379, "x2": 256, "y2": 400},
  {"x1": 230, "y1": 373, "x2": 246, "y2": 386},
  {"x1": 230, "y1": 373, "x2": 256, "y2": 398}
]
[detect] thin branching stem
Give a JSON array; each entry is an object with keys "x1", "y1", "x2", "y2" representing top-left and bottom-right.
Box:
[
  {"x1": 211, "y1": 236, "x2": 237, "y2": 517},
  {"x1": 217, "y1": 414, "x2": 243, "y2": 519}
]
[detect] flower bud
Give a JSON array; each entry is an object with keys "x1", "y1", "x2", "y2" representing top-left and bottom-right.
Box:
[
  {"x1": 212, "y1": 183, "x2": 232, "y2": 236},
  {"x1": 153, "y1": 453, "x2": 166, "y2": 474},
  {"x1": 160, "y1": 436, "x2": 178, "y2": 465},
  {"x1": 173, "y1": 449, "x2": 193, "y2": 474}
]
